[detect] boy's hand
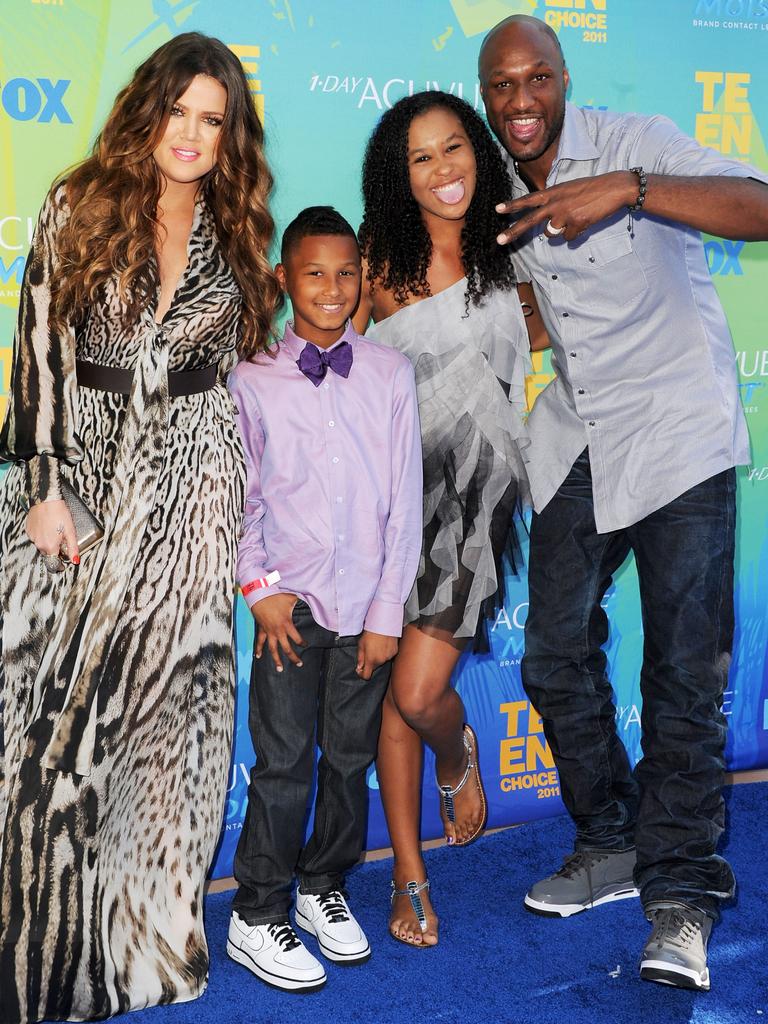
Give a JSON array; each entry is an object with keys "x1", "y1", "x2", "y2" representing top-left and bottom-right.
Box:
[
  {"x1": 252, "y1": 593, "x2": 305, "y2": 673},
  {"x1": 356, "y1": 630, "x2": 398, "y2": 680}
]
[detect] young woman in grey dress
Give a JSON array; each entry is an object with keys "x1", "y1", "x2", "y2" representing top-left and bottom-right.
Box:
[
  {"x1": 355, "y1": 91, "x2": 547, "y2": 947},
  {"x1": 0, "y1": 33, "x2": 281, "y2": 1022}
]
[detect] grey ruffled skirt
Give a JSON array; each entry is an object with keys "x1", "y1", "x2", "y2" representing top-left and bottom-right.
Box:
[{"x1": 368, "y1": 280, "x2": 531, "y2": 649}]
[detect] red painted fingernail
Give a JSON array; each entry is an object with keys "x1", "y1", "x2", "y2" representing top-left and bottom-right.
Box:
[{"x1": 72, "y1": 555, "x2": 80, "y2": 565}]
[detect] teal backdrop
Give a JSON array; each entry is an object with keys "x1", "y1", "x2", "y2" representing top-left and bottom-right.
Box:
[{"x1": 1, "y1": 0, "x2": 766, "y2": 879}]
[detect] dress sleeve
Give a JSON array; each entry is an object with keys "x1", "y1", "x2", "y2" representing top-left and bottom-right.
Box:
[{"x1": 0, "y1": 184, "x2": 82, "y2": 503}]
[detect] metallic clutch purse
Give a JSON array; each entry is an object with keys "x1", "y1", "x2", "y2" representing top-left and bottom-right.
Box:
[
  {"x1": 59, "y1": 477, "x2": 104, "y2": 554},
  {"x1": 20, "y1": 478, "x2": 104, "y2": 572}
]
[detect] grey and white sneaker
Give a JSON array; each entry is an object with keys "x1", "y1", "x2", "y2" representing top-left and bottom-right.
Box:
[
  {"x1": 640, "y1": 903, "x2": 712, "y2": 991},
  {"x1": 227, "y1": 912, "x2": 327, "y2": 992},
  {"x1": 295, "y1": 889, "x2": 371, "y2": 964},
  {"x1": 524, "y1": 848, "x2": 639, "y2": 917}
]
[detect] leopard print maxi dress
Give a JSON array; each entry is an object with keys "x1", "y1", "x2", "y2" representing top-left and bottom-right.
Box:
[{"x1": 0, "y1": 187, "x2": 245, "y2": 1022}]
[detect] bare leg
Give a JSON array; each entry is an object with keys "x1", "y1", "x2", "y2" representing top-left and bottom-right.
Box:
[
  {"x1": 377, "y1": 626, "x2": 485, "y2": 945},
  {"x1": 378, "y1": 685, "x2": 438, "y2": 946}
]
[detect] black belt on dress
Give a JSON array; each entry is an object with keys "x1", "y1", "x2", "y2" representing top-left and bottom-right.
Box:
[{"x1": 76, "y1": 359, "x2": 218, "y2": 398}]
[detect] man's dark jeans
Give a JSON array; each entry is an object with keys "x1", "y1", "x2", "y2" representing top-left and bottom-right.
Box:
[
  {"x1": 233, "y1": 600, "x2": 391, "y2": 924},
  {"x1": 521, "y1": 449, "x2": 736, "y2": 919}
]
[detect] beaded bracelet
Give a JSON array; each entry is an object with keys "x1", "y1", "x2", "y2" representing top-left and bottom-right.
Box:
[
  {"x1": 628, "y1": 166, "x2": 647, "y2": 211},
  {"x1": 627, "y1": 166, "x2": 647, "y2": 237}
]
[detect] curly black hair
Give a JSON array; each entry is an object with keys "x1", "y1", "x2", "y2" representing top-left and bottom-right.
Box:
[{"x1": 359, "y1": 91, "x2": 516, "y2": 311}]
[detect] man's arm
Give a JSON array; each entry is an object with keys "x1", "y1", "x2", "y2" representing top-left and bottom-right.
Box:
[
  {"x1": 496, "y1": 171, "x2": 768, "y2": 245},
  {"x1": 497, "y1": 112, "x2": 768, "y2": 245}
]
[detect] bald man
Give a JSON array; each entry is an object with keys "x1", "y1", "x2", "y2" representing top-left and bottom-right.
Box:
[{"x1": 479, "y1": 14, "x2": 768, "y2": 992}]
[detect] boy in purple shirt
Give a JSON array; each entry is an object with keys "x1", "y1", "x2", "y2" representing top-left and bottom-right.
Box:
[{"x1": 226, "y1": 207, "x2": 422, "y2": 993}]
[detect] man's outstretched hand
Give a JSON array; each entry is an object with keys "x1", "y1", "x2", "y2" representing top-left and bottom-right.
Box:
[{"x1": 496, "y1": 170, "x2": 637, "y2": 245}]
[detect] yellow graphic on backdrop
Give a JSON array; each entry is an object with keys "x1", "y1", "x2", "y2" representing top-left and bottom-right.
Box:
[
  {"x1": 695, "y1": 71, "x2": 753, "y2": 160},
  {"x1": 499, "y1": 700, "x2": 559, "y2": 797},
  {"x1": 544, "y1": 0, "x2": 608, "y2": 40},
  {"x1": 526, "y1": 349, "x2": 554, "y2": 411},
  {"x1": 432, "y1": 26, "x2": 455, "y2": 51},
  {"x1": 122, "y1": 0, "x2": 200, "y2": 54},
  {"x1": 449, "y1": 0, "x2": 537, "y2": 39},
  {"x1": 228, "y1": 44, "x2": 264, "y2": 122},
  {"x1": 448, "y1": 0, "x2": 609, "y2": 44}
]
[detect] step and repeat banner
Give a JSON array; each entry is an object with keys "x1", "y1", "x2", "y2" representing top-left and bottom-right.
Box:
[{"x1": 1, "y1": 1, "x2": 767, "y2": 879}]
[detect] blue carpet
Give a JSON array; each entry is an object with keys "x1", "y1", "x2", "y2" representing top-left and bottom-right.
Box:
[{"x1": 124, "y1": 783, "x2": 767, "y2": 1024}]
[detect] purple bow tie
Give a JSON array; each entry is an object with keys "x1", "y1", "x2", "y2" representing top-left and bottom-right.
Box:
[{"x1": 296, "y1": 340, "x2": 353, "y2": 387}]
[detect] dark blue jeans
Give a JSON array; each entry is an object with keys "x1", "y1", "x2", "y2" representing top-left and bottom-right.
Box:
[
  {"x1": 233, "y1": 600, "x2": 391, "y2": 924},
  {"x1": 521, "y1": 449, "x2": 736, "y2": 919}
]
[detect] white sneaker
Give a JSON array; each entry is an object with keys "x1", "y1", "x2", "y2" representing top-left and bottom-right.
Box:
[
  {"x1": 227, "y1": 912, "x2": 327, "y2": 992},
  {"x1": 295, "y1": 890, "x2": 371, "y2": 965}
]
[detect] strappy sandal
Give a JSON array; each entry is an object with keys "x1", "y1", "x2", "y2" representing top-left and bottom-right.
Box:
[
  {"x1": 390, "y1": 879, "x2": 432, "y2": 947},
  {"x1": 437, "y1": 723, "x2": 487, "y2": 847}
]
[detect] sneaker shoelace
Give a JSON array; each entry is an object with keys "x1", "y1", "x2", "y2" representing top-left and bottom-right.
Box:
[
  {"x1": 317, "y1": 891, "x2": 350, "y2": 924},
  {"x1": 652, "y1": 909, "x2": 702, "y2": 950},
  {"x1": 555, "y1": 850, "x2": 615, "y2": 906},
  {"x1": 268, "y1": 921, "x2": 302, "y2": 951},
  {"x1": 557, "y1": 850, "x2": 610, "y2": 879}
]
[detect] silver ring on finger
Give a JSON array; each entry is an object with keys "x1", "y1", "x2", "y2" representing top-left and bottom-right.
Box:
[
  {"x1": 545, "y1": 219, "x2": 566, "y2": 237},
  {"x1": 56, "y1": 522, "x2": 65, "y2": 534}
]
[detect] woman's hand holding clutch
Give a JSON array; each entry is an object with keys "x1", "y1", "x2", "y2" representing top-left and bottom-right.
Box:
[{"x1": 25, "y1": 499, "x2": 80, "y2": 571}]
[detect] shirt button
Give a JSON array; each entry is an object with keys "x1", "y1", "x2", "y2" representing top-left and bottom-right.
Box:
[
  {"x1": 332, "y1": 457, "x2": 340, "y2": 464},
  {"x1": 569, "y1": 351, "x2": 577, "y2": 358},
  {"x1": 337, "y1": 534, "x2": 344, "y2": 541},
  {"x1": 562, "y1": 312, "x2": 570, "y2": 318},
  {"x1": 336, "y1": 496, "x2": 343, "y2": 504},
  {"x1": 588, "y1": 256, "x2": 596, "y2": 264},
  {"x1": 589, "y1": 420, "x2": 596, "y2": 427},
  {"x1": 323, "y1": 382, "x2": 330, "y2": 389},
  {"x1": 338, "y1": 568, "x2": 345, "y2": 575},
  {"x1": 551, "y1": 274, "x2": 558, "y2": 280},
  {"x1": 328, "y1": 420, "x2": 335, "y2": 427},
  {"x1": 577, "y1": 388, "x2": 585, "y2": 395}
]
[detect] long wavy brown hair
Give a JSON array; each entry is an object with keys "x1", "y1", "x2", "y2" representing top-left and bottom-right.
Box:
[{"x1": 52, "y1": 32, "x2": 282, "y2": 358}]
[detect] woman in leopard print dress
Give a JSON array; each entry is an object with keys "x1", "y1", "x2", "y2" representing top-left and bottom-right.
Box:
[{"x1": 0, "y1": 34, "x2": 281, "y2": 1022}]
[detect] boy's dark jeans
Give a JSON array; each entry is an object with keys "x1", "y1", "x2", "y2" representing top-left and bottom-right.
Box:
[
  {"x1": 233, "y1": 599, "x2": 391, "y2": 925},
  {"x1": 521, "y1": 449, "x2": 736, "y2": 919}
]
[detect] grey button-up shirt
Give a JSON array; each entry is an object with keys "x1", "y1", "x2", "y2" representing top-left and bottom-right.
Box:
[{"x1": 503, "y1": 102, "x2": 765, "y2": 533}]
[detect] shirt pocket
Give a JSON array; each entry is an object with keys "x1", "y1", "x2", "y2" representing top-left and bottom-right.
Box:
[{"x1": 584, "y1": 229, "x2": 648, "y2": 306}]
